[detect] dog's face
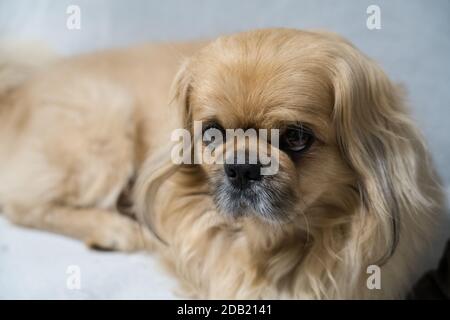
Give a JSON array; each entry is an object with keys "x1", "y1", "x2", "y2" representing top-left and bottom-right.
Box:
[
  {"x1": 172, "y1": 29, "x2": 362, "y2": 223},
  {"x1": 137, "y1": 29, "x2": 438, "y2": 289}
]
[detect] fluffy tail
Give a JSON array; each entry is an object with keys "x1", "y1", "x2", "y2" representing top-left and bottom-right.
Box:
[{"x1": 0, "y1": 41, "x2": 56, "y2": 96}]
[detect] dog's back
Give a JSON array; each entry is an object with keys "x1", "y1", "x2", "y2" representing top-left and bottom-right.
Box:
[{"x1": 0, "y1": 41, "x2": 202, "y2": 250}]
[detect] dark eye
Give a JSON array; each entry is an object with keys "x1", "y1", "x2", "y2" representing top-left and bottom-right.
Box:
[
  {"x1": 281, "y1": 125, "x2": 314, "y2": 153},
  {"x1": 202, "y1": 121, "x2": 225, "y2": 145},
  {"x1": 202, "y1": 121, "x2": 224, "y2": 135}
]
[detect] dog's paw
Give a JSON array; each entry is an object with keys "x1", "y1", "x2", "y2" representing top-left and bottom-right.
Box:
[{"x1": 84, "y1": 215, "x2": 154, "y2": 252}]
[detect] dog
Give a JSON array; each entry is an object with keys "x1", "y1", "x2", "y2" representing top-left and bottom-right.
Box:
[{"x1": 0, "y1": 29, "x2": 445, "y2": 299}]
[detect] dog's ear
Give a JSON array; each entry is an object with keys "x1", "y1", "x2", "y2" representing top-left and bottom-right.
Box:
[
  {"x1": 331, "y1": 46, "x2": 436, "y2": 264},
  {"x1": 134, "y1": 59, "x2": 197, "y2": 246},
  {"x1": 169, "y1": 59, "x2": 193, "y2": 130}
]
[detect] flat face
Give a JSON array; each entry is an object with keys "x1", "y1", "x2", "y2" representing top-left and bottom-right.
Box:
[{"x1": 184, "y1": 30, "x2": 354, "y2": 221}]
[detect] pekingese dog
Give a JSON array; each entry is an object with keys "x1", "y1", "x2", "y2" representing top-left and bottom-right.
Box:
[{"x1": 0, "y1": 29, "x2": 445, "y2": 299}]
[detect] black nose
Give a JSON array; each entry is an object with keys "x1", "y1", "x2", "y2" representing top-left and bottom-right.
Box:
[{"x1": 224, "y1": 163, "x2": 262, "y2": 188}]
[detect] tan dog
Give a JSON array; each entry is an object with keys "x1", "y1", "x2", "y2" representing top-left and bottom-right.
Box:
[{"x1": 0, "y1": 29, "x2": 445, "y2": 299}]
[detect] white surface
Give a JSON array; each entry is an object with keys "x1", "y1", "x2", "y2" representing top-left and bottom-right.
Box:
[{"x1": 0, "y1": 217, "x2": 177, "y2": 299}]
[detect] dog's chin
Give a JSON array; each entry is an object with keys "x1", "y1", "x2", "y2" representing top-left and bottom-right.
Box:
[{"x1": 211, "y1": 179, "x2": 294, "y2": 223}]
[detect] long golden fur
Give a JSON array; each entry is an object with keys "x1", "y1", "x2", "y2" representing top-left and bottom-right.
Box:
[{"x1": 0, "y1": 29, "x2": 445, "y2": 299}]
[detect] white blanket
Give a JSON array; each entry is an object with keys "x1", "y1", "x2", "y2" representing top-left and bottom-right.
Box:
[{"x1": 0, "y1": 217, "x2": 177, "y2": 299}]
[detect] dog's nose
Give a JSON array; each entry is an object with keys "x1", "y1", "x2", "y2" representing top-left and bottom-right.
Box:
[{"x1": 224, "y1": 163, "x2": 262, "y2": 188}]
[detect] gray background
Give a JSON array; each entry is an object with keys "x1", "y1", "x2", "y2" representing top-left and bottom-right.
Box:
[{"x1": 0, "y1": 0, "x2": 449, "y2": 298}]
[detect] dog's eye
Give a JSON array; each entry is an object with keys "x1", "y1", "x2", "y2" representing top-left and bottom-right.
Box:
[
  {"x1": 202, "y1": 121, "x2": 225, "y2": 145},
  {"x1": 281, "y1": 125, "x2": 314, "y2": 153},
  {"x1": 202, "y1": 121, "x2": 224, "y2": 135}
]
